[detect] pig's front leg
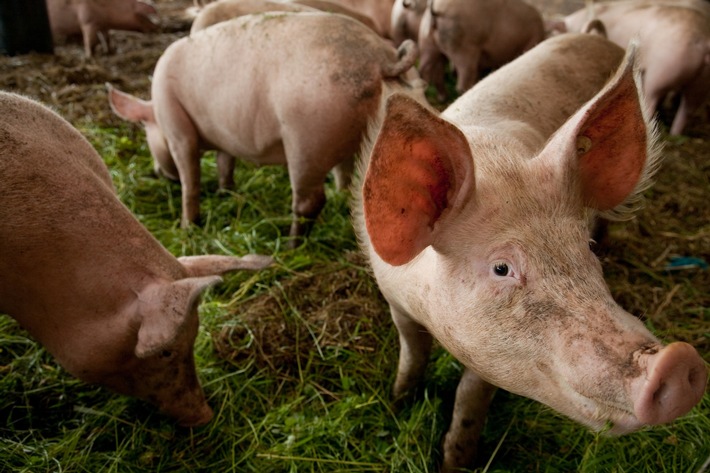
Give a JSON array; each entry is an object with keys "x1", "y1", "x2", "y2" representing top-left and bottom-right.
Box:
[
  {"x1": 216, "y1": 151, "x2": 235, "y2": 190},
  {"x1": 442, "y1": 368, "x2": 497, "y2": 473},
  {"x1": 391, "y1": 305, "x2": 433, "y2": 401}
]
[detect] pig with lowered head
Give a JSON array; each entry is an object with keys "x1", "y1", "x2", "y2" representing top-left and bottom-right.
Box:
[
  {"x1": 355, "y1": 33, "x2": 707, "y2": 471},
  {"x1": 419, "y1": 0, "x2": 545, "y2": 94},
  {"x1": 0, "y1": 92, "x2": 272, "y2": 426},
  {"x1": 109, "y1": 12, "x2": 423, "y2": 247},
  {"x1": 562, "y1": 0, "x2": 710, "y2": 135},
  {"x1": 47, "y1": 0, "x2": 159, "y2": 57}
]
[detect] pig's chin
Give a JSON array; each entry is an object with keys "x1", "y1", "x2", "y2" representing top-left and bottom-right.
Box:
[{"x1": 563, "y1": 393, "x2": 645, "y2": 436}]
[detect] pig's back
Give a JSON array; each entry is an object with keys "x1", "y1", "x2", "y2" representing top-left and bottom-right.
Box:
[
  {"x1": 0, "y1": 92, "x2": 182, "y2": 316},
  {"x1": 153, "y1": 12, "x2": 396, "y2": 158},
  {"x1": 0, "y1": 92, "x2": 113, "y2": 190},
  {"x1": 443, "y1": 34, "x2": 624, "y2": 147}
]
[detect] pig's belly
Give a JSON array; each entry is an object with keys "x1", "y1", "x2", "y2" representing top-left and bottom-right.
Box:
[{"x1": 216, "y1": 138, "x2": 287, "y2": 167}]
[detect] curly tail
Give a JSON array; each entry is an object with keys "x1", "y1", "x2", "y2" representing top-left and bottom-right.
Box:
[{"x1": 382, "y1": 39, "x2": 419, "y2": 77}]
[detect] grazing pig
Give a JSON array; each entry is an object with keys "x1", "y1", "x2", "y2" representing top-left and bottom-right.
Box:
[
  {"x1": 47, "y1": 0, "x2": 159, "y2": 57},
  {"x1": 355, "y1": 33, "x2": 707, "y2": 471},
  {"x1": 419, "y1": 0, "x2": 545, "y2": 94},
  {"x1": 563, "y1": 0, "x2": 710, "y2": 135},
  {"x1": 0, "y1": 92, "x2": 273, "y2": 426},
  {"x1": 108, "y1": 12, "x2": 422, "y2": 246}
]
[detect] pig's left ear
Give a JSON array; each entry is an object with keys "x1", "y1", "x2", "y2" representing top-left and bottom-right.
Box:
[
  {"x1": 542, "y1": 43, "x2": 660, "y2": 212},
  {"x1": 134, "y1": 276, "x2": 222, "y2": 358},
  {"x1": 178, "y1": 254, "x2": 274, "y2": 277},
  {"x1": 363, "y1": 94, "x2": 474, "y2": 266}
]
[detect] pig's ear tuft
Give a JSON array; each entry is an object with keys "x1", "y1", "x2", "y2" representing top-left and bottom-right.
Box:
[
  {"x1": 134, "y1": 276, "x2": 221, "y2": 358},
  {"x1": 363, "y1": 94, "x2": 474, "y2": 266},
  {"x1": 178, "y1": 254, "x2": 274, "y2": 277},
  {"x1": 555, "y1": 42, "x2": 661, "y2": 215},
  {"x1": 106, "y1": 83, "x2": 155, "y2": 124}
]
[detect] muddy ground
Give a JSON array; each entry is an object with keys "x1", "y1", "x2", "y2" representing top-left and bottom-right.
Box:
[{"x1": 0, "y1": 0, "x2": 708, "y2": 365}]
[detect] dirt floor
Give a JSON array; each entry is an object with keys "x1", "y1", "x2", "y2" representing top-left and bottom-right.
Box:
[{"x1": 1, "y1": 0, "x2": 708, "y2": 364}]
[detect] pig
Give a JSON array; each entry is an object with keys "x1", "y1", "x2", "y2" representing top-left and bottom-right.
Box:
[
  {"x1": 419, "y1": 0, "x2": 546, "y2": 94},
  {"x1": 288, "y1": 0, "x2": 380, "y2": 32},
  {"x1": 46, "y1": 0, "x2": 159, "y2": 57},
  {"x1": 289, "y1": 0, "x2": 395, "y2": 38},
  {"x1": 354, "y1": 33, "x2": 707, "y2": 471},
  {"x1": 563, "y1": 0, "x2": 710, "y2": 135},
  {"x1": 190, "y1": 0, "x2": 378, "y2": 34},
  {"x1": 0, "y1": 91, "x2": 273, "y2": 426},
  {"x1": 190, "y1": 0, "x2": 316, "y2": 33},
  {"x1": 390, "y1": 0, "x2": 425, "y2": 44},
  {"x1": 108, "y1": 12, "x2": 422, "y2": 247},
  {"x1": 390, "y1": 0, "x2": 449, "y2": 100}
]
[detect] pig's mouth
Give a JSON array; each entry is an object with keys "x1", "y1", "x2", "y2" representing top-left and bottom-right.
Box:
[{"x1": 572, "y1": 393, "x2": 644, "y2": 435}]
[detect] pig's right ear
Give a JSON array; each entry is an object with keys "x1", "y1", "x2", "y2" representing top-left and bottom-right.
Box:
[
  {"x1": 134, "y1": 276, "x2": 221, "y2": 358},
  {"x1": 363, "y1": 94, "x2": 475, "y2": 266},
  {"x1": 106, "y1": 83, "x2": 155, "y2": 124}
]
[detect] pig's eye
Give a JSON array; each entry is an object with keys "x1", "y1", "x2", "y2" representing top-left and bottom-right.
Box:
[
  {"x1": 493, "y1": 262, "x2": 510, "y2": 277},
  {"x1": 161, "y1": 350, "x2": 174, "y2": 359}
]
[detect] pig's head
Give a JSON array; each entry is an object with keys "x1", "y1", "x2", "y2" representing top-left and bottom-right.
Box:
[
  {"x1": 91, "y1": 254, "x2": 272, "y2": 427},
  {"x1": 359, "y1": 48, "x2": 707, "y2": 433},
  {"x1": 106, "y1": 84, "x2": 179, "y2": 182}
]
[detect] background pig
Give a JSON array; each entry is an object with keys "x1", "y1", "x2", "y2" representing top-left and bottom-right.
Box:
[
  {"x1": 47, "y1": 0, "x2": 159, "y2": 57},
  {"x1": 390, "y1": 0, "x2": 449, "y2": 99},
  {"x1": 190, "y1": 0, "x2": 316, "y2": 33},
  {"x1": 390, "y1": 0, "x2": 425, "y2": 44},
  {"x1": 563, "y1": 0, "x2": 710, "y2": 135},
  {"x1": 419, "y1": 0, "x2": 545, "y2": 94},
  {"x1": 0, "y1": 91, "x2": 272, "y2": 426},
  {"x1": 190, "y1": 0, "x2": 378, "y2": 34},
  {"x1": 290, "y1": 0, "x2": 395, "y2": 38},
  {"x1": 355, "y1": 33, "x2": 707, "y2": 471},
  {"x1": 108, "y1": 12, "x2": 422, "y2": 246}
]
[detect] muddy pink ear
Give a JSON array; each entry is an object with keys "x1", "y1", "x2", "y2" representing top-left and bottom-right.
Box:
[
  {"x1": 106, "y1": 83, "x2": 155, "y2": 124},
  {"x1": 363, "y1": 94, "x2": 474, "y2": 266},
  {"x1": 135, "y1": 276, "x2": 221, "y2": 358},
  {"x1": 547, "y1": 45, "x2": 651, "y2": 211}
]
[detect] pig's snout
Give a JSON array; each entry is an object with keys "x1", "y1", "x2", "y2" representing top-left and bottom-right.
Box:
[
  {"x1": 175, "y1": 403, "x2": 214, "y2": 427},
  {"x1": 633, "y1": 342, "x2": 707, "y2": 425}
]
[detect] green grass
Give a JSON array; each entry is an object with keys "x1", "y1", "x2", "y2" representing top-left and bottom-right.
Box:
[{"x1": 0, "y1": 123, "x2": 707, "y2": 472}]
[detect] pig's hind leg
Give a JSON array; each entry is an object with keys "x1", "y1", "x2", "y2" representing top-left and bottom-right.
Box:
[
  {"x1": 160, "y1": 104, "x2": 202, "y2": 228},
  {"x1": 285, "y1": 160, "x2": 328, "y2": 248},
  {"x1": 216, "y1": 152, "x2": 235, "y2": 190}
]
